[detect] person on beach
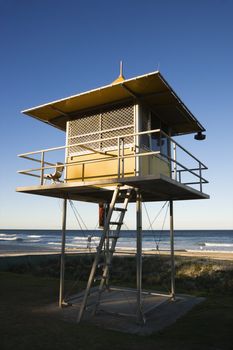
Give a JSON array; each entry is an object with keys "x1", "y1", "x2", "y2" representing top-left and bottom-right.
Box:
[
  {"x1": 99, "y1": 202, "x2": 109, "y2": 229},
  {"x1": 87, "y1": 235, "x2": 92, "y2": 251},
  {"x1": 99, "y1": 202, "x2": 105, "y2": 228}
]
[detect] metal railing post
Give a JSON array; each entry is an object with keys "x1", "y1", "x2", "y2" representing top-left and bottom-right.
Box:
[
  {"x1": 169, "y1": 200, "x2": 175, "y2": 300},
  {"x1": 199, "y1": 162, "x2": 202, "y2": 192},
  {"x1": 167, "y1": 131, "x2": 172, "y2": 178},
  {"x1": 173, "y1": 142, "x2": 177, "y2": 181},
  {"x1": 178, "y1": 171, "x2": 181, "y2": 183},
  {"x1": 59, "y1": 198, "x2": 67, "y2": 307},
  {"x1": 159, "y1": 130, "x2": 162, "y2": 155},
  {"x1": 117, "y1": 136, "x2": 121, "y2": 178},
  {"x1": 82, "y1": 164, "x2": 85, "y2": 181},
  {"x1": 40, "y1": 151, "x2": 44, "y2": 185},
  {"x1": 121, "y1": 137, "x2": 124, "y2": 178},
  {"x1": 136, "y1": 190, "x2": 145, "y2": 324}
]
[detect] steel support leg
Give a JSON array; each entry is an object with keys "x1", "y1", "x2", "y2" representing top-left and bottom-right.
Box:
[
  {"x1": 169, "y1": 200, "x2": 175, "y2": 300},
  {"x1": 59, "y1": 198, "x2": 67, "y2": 307},
  {"x1": 136, "y1": 190, "x2": 145, "y2": 324}
]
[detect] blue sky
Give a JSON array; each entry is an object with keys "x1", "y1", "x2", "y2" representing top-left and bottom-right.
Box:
[{"x1": 0, "y1": 0, "x2": 232, "y2": 230}]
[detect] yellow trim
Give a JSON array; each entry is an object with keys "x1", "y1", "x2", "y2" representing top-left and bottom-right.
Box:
[
  {"x1": 112, "y1": 74, "x2": 125, "y2": 84},
  {"x1": 66, "y1": 148, "x2": 135, "y2": 182}
]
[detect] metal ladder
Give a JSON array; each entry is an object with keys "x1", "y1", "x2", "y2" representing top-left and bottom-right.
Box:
[{"x1": 77, "y1": 185, "x2": 133, "y2": 322}]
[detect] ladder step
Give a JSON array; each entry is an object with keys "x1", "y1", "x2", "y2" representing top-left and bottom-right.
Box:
[
  {"x1": 119, "y1": 193, "x2": 130, "y2": 198},
  {"x1": 98, "y1": 262, "x2": 111, "y2": 268},
  {"x1": 97, "y1": 263, "x2": 105, "y2": 268},
  {"x1": 114, "y1": 207, "x2": 127, "y2": 212},
  {"x1": 109, "y1": 222, "x2": 123, "y2": 226},
  {"x1": 108, "y1": 234, "x2": 119, "y2": 239},
  {"x1": 94, "y1": 275, "x2": 106, "y2": 282},
  {"x1": 77, "y1": 186, "x2": 133, "y2": 323},
  {"x1": 86, "y1": 301, "x2": 100, "y2": 309}
]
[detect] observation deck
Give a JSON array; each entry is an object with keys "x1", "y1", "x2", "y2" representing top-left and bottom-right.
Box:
[{"x1": 17, "y1": 129, "x2": 209, "y2": 203}]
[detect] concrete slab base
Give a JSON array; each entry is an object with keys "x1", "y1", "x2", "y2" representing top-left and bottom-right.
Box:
[{"x1": 42, "y1": 287, "x2": 204, "y2": 335}]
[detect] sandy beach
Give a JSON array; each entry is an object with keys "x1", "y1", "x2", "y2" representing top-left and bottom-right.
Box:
[{"x1": 1, "y1": 247, "x2": 233, "y2": 261}]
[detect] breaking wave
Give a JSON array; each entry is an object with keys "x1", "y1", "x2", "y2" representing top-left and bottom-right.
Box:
[
  {"x1": 204, "y1": 242, "x2": 233, "y2": 248},
  {"x1": 28, "y1": 235, "x2": 41, "y2": 238}
]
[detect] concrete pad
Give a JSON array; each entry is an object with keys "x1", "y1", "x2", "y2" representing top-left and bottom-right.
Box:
[{"x1": 40, "y1": 287, "x2": 204, "y2": 335}]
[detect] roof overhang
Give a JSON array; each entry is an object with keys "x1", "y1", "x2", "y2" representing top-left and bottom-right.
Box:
[{"x1": 22, "y1": 71, "x2": 205, "y2": 135}]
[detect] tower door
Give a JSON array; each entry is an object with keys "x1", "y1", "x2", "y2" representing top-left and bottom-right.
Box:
[{"x1": 140, "y1": 107, "x2": 170, "y2": 178}]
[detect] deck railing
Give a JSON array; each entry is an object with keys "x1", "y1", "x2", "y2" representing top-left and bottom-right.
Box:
[{"x1": 18, "y1": 129, "x2": 208, "y2": 192}]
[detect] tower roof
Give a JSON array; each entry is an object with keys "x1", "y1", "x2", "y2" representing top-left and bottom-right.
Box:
[{"x1": 22, "y1": 71, "x2": 205, "y2": 135}]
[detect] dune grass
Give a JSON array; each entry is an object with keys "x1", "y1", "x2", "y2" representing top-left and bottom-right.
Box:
[{"x1": 0, "y1": 255, "x2": 233, "y2": 349}]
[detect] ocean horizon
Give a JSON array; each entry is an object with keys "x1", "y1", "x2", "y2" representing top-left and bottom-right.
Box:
[{"x1": 0, "y1": 229, "x2": 233, "y2": 254}]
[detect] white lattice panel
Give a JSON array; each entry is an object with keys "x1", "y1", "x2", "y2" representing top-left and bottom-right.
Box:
[{"x1": 67, "y1": 103, "x2": 134, "y2": 155}]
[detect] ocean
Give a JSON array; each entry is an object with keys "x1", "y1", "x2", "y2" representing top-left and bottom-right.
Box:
[{"x1": 0, "y1": 229, "x2": 233, "y2": 254}]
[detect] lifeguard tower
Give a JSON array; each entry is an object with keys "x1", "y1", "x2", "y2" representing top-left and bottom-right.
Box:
[{"x1": 17, "y1": 67, "x2": 208, "y2": 325}]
